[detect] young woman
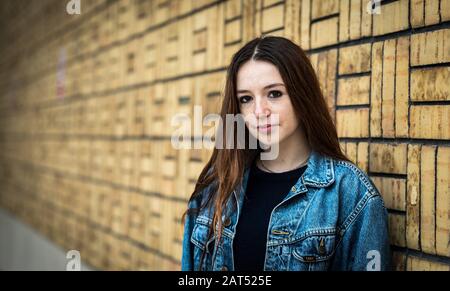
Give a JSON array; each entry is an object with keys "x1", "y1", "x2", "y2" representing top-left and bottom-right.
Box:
[{"x1": 181, "y1": 36, "x2": 391, "y2": 271}]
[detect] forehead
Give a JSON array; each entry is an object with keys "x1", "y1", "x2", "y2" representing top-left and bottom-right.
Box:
[{"x1": 237, "y1": 60, "x2": 283, "y2": 90}]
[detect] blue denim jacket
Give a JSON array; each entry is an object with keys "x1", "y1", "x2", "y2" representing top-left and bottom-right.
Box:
[{"x1": 181, "y1": 150, "x2": 391, "y2": 271}]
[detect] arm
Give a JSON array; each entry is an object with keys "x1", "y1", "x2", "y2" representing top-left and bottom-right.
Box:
[
  {"x1": 181, "y1": 199, "x2": 198, "y2": 271},
  {"x1": 333, "y1": 194, "x2": 392, "y2": 271}
]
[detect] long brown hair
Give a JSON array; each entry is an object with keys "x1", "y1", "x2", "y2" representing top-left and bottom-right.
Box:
[{"x1": 182, "y1": 36, "x2": 350, "y2": 270}]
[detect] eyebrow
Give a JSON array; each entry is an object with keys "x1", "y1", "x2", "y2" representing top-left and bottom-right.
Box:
[{"x1": 237, "y1": 83, "x2": 285, "y2": 94}]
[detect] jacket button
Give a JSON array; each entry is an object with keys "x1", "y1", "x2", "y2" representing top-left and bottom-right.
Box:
[
  {"x1": 318, "y1": 238, "x2": 326, "y2": 255},
  {"x1": 223, "y1": 217, "x2": 231, "y2": 227},
  {"x1": 221, "y1": 266, "x2": 228, "y2": 271}
]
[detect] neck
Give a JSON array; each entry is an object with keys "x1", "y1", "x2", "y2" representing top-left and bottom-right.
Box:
[{"x1": 259, "y1": 128, "x2": 311, "y2": 172}]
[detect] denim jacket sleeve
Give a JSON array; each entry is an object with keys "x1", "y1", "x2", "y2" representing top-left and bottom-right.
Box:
[
  {"x1": 332, "y1": 192, "x2": 392, "y2": 271},
  {"x1": 181, "y1": 197, "x2": 199, "y2": 271}
]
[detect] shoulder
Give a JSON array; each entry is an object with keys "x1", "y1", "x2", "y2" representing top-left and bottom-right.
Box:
[
  {"x1": 187, "y1": 180, "x2": 218, "y2": 222},
  {"x1": 187, "y1": 166, "x2": 218, "y2": 208},
  {"x1": 328, "y1": 158, "x2": 386, "y2": 222},
  {"x1": 332, "y1": 158, "x2": 380, "y2": 199}
]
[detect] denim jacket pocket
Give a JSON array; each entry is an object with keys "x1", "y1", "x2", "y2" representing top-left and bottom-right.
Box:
[
  {"x1": 190, "y1": 216, "x2": 215, "y2": 270},
  {"x1": 289, "y1": 234, "x2": 336, "y2": 271}
]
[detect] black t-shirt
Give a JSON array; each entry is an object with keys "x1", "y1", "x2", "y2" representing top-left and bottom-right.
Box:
[{"x1": 233, "y1": 159, "x2": 307, "y2": 271}]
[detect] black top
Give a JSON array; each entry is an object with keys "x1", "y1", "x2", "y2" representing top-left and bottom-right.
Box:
[{"x1": 233, "y1": 159, "x2": 308, "y2": 271}]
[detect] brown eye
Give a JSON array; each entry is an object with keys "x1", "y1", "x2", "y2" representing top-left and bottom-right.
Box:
[
  {"x1": 268, "y1": 90, "x2": 283, "y2": 98},
  {"x1": 239, "y1": 96, "x2": 252, "y2": 104}
]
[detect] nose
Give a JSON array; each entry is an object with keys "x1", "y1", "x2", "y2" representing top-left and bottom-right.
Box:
[{"x1": 254, "y1": 96, "x2": 270, "y2": 119}]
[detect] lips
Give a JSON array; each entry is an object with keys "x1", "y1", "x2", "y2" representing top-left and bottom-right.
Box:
[{"x1": 256, "y1": 124, "x2": 278, "y2": 133}]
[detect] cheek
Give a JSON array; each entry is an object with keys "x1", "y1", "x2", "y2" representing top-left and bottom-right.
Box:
[
  {"x1": 286, "y1": 109, "x2": 299, "y2": 127},
  {"x1": 273, "y1": 99, "x2": 296, "y2": 123},
  {"x1": 241, "y1": 110, "x2": 256, "y2": 125}
]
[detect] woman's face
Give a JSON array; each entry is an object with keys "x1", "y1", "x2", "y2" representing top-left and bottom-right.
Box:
[{"x1": 236, "y1": 60, "x2": 300, "y2": 148}]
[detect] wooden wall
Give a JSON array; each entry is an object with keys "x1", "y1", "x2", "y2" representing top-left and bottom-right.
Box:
[{"x1": 0, "y1": 0, "x2": 448, "y2": 270}]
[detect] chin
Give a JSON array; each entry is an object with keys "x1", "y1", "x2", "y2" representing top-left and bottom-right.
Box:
[
  {"x1": 248, "y1": 129, "x2": 280, "y2": 147},
  {"x1": 257, "y1": 135, "x2": 283, "y2": 149}
]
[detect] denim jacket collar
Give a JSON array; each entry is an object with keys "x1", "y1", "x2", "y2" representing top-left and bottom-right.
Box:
[
  {"x1": 240, "y1": 149, "x2": 334, "y2": 191},
  {"x1": 230, "y1": 149, "x2": 335, "y2": 222},
  {"x1": 301, "y1": 149, "x2": 335, "y2": 188}
]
